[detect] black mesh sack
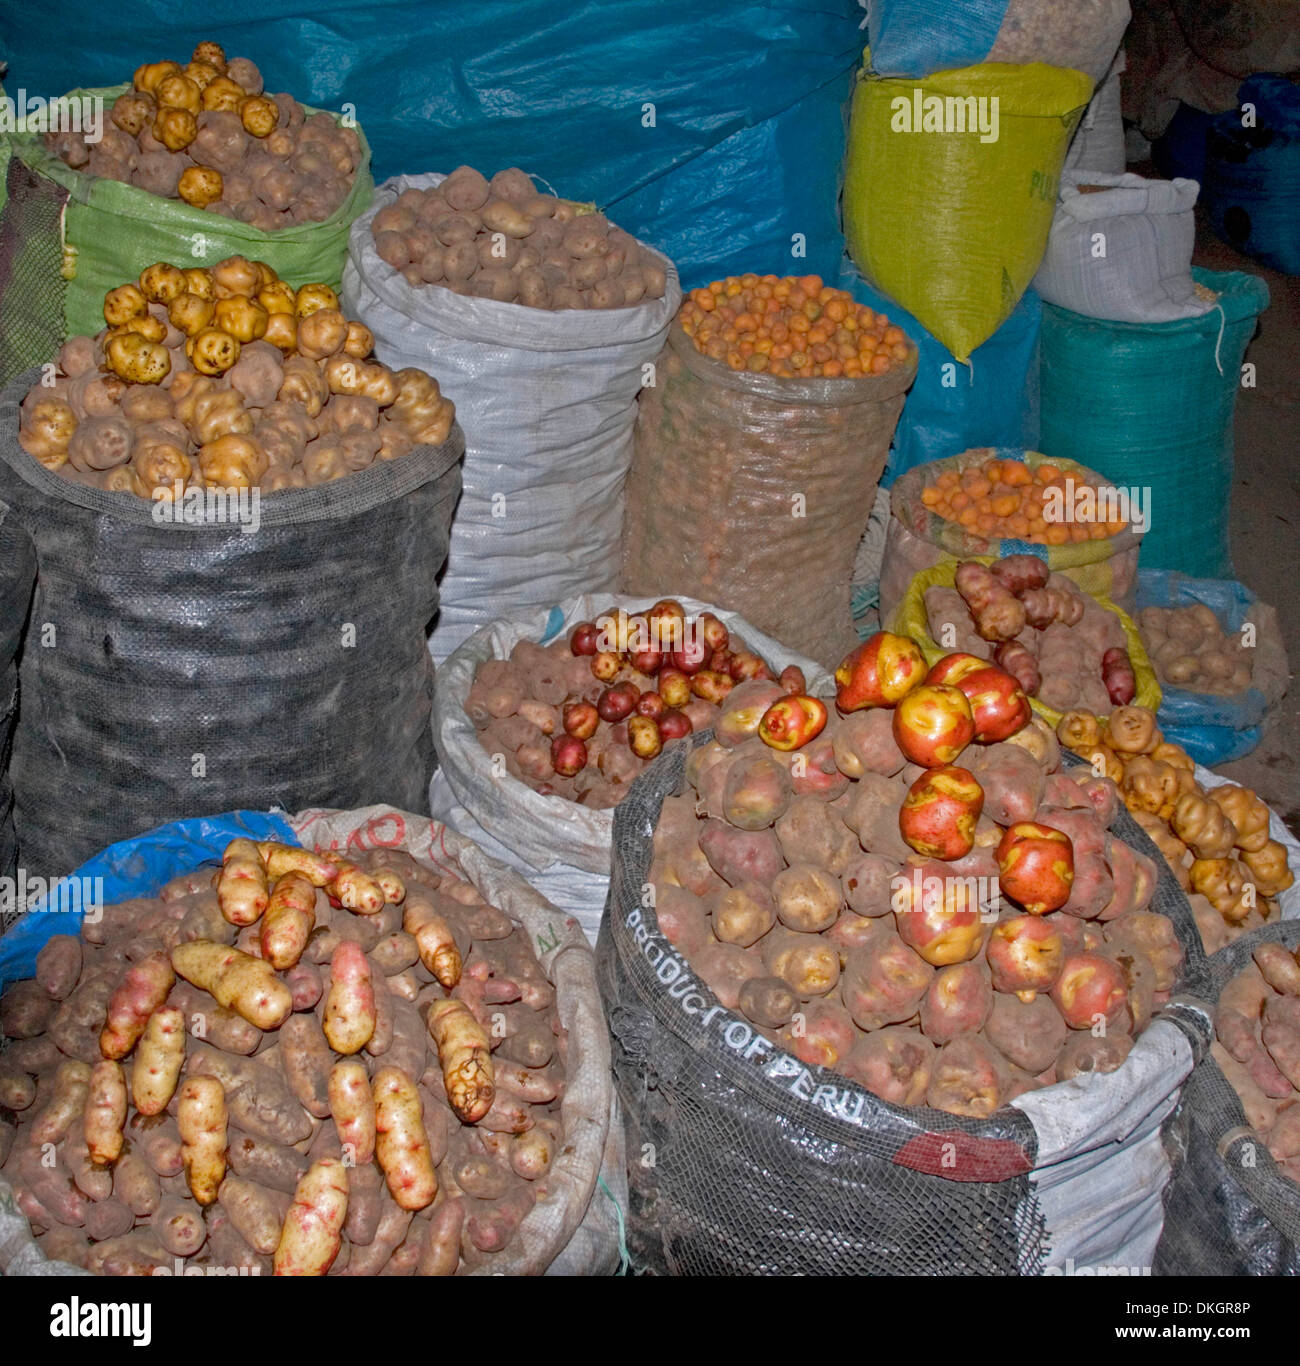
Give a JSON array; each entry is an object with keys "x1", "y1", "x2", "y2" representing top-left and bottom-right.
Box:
[
  {"x1": 0, "y1": 368, "x2": 462, "y2": 877},
  {"x1": 0, "y1": 500, "x2": 36, "y2": 888},
  {"x1": 1154, "y1": 920, "x2": 1300, "y2": 1276},
  {"x1": 597, "y1": 737, "x2": 1213, "y2": 1275}
]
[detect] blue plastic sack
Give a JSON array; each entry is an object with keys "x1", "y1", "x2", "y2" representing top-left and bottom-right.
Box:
[
  {"x1": 837, "y1": 257, "x2": 1041, "y2": 485},
  {"x1": 0, "y1": 0, "x2": 861, "y2": 288},
  {"x1": 0, "y1": 810, "x2": 295, "y2": 994},
  {"x1": 1203, "y1": 76, "x2": 1300, "y2": 275},
  {"x1": 1136, "y1": 570, "x2": 1272, "y2": 766},
  {"x1": 1153, "y1": 103, "x2": 1220, "y2": 184}
]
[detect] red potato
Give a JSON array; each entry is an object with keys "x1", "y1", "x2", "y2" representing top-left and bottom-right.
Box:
[
  {"x1": 694, "y1": 943, "x2": 764, "y2": 1009},
  {"x1": 757, "y1": 695, "x2": 828, "y2": 752},
  {"x1": 1097, "y1": 837, "x2": 1156, "y2": 921},
  {"x1": 36, "y1": 935, "x2": 83, "y2": 1001},
  {"x1": 840, "y1": 772, "x2": 914, "y2": 865},
  {"x1": 927, "y1": 1034, "x2": 1009, "y2": 1117},
  {"x1": 1051, "y1": 953, "x2": 1129, "y2": 1031},
  {"x1": 715, "y1": 680, "x2": 785, "y2": 749},
  {"x1": 987, "y1": 915, "x2": 1065, "y2": 999},
  {"x1": 274, "y1": 1157, "x2": 349, "y2": 1276},
  {"x1": 30, "y1": 1059, "x2": 92, "y2": 1146},
  {"x1": 83, "y1": 1196, "x2": 133, "y2": 1243},
  {"x1": 953, "y1": 665, "x2": 1031, "y2": 744},
  {"x1": 990, "y1": 555, "x2": 1049, "y2": 595},
  {"x1": 707, "y1": 882, "x2": 777, "y2": 947},
  {"x1": 997, "y1": 822, "x2": 1075, "y2": 916},
  {"x1": 984, "y1": 992, "x2": 1068, "y2": 1074},
  {"x1": 780, "y1": 999, "x2": 857, "y2": 1068},
  {"x1": 841, "y1": 1027, "x2": 935, "y2": 1107},
  {"x1": 465, "y1": 1183, "x2": 536, "y2": 1255},
  {"x1": 698, "y1": 820, "x2": 785, "y2": 888},
  {"x1": 962, "y1": 743, "x2": 1044, "y2": 825},
  {"x1": 323, "y1": 941, "x2": 376, "y2": 1054},
  {"x1": 417, "y1": 1196, "x2": 466, "y2": 1276},
  {"x1": 185, "y1": 1044, "x2": 312, "y2": 1146},
  {"x1": 0, "y1": 1062, "x2": 36, "y2": 1112},
  {"x1": 992, "y1": 641, "x2": 1041, "y2": 697},
  {"x1": 99, "y1": 950, "x2": 175, "y2": 1058},
  {"x1": 834, "y1": 632, "x2": 926, "y2": 712},
  {"x1": 898, "y1": 766, "x2": 984, "y2": 861},
  {"x1": 839, "y1": 933, "x2": 932, "y2": 1030},
  {"x1": 113, "y1": 1151, "x2": 161, "y2": 1218},
  {"x1": 168, "y1": 980, "x2": 262, "y2": 1055},
  {"x1": 278, "y1": 1013, "x2": 333, "y2": 1118},
  {"x1": 955, "y1": 561, "x2": 1027, "y2": 642},
  {"x1": 226, "y1": 1130, "x2": 309, "y2": 1195},
  {"x1": 152, "y1": 1196, "x2": 207, "y2": 1257},
  {"x1": 892, "y1": 864, "x2": 988, "y2": 967},
  {"x1": 892, "y1": 685, "x2": 976, "y2": 768},
  {"x1": 127, "y1": 1111, "x2": 184, "y2": 1178},
  {"x1": 655, "y1": 886, "x2": 711, "y2": 957},
  {"x1": 920, "y1": 962, "x2": 993, "y2": 1043}
]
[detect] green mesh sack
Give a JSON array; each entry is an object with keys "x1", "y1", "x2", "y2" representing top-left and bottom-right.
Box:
[{"x1": 0, "y1": 84, "x2": 372, "y2": 380}]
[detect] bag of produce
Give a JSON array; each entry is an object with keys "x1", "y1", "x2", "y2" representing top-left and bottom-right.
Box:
[
  {"x1": 0, "y1": 58, "x2": 373, "y2": 385},
  {"x1": 429, "y1": 593, "x2": 830, "y2": 943},
  {"x1": 881, "y1": 448, "x2": 1145, "y2": 621},
  {"x1": 889, "y1": 557, "x2": 1161, "y2": 727},
  {"x1": 865, "y1": 0, "x2": 1128, "y2": 83},
  {"x1": 598, "y1": 709, "x2": 1215, "y2": 1273},
  {"x1": 0, "y1": 502, "x2": 35, "y2": 889},
  {"x1": 1135, "y1": 571, "x2": 1289, "y2": 766},
  {"x1": 0, "y1": 805, "x2": 622, "y2": 1276},
  {"x1": 1155, "y1": 921, "x2": 1300, "y2": 1275},
  {"x1": 843, "y1": 57, "x2": 1093, "y2": 362},
  {"x1": 1063, "y1": 52, "x2": 1126, "y2": 174},
  {"x1": 1038, "y1": 268, "x2": 1270, "y2": 578},
  {"x1": 342, "y1": 169, "x2": 680, "y2": 663},
  {"x1": 1033, "y1": 171, "x2": 1213, "y2": 324},
  {"x1": 1203, "y1": 77, "x2": 1300, "y2": 276},
  {"x1": 621, "y1": 278, "x2": 916, "y2": 668},
  {"x1": 0, "y1": 299, "x2": 464, "y2": 874}
]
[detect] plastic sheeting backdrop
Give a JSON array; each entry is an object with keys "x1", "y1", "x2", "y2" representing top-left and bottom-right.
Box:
[
  {"x1": 1155, "y1": 921, "x2": 1300, "y2": 1276},
  {"x1": 597, "y1": 736, "x2": 1215, "y2": 1276},
  {"x1": 0, "y1": 368, "x2": 463, "y2": 877},
  {"x1": 1038, "y1": 268, "x2": 1270, "y2": 579},
  {"x1": 0, "y1": 0, "x2": 864, "y2": 290}
]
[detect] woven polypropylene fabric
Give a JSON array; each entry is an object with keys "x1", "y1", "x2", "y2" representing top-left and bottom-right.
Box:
[
  {"x1": 0, "y1": 157, "x2": 68, "y2": 390},
  {"x1": 597, "y1": 739, "x2": 1210, "y2": 1275},
  {"x1": 1155, "y1": 921, "x2": 1300, "y2": 1275},
  {"x1": 0, "y1": 368, "x2": 463, "y2": 878}
]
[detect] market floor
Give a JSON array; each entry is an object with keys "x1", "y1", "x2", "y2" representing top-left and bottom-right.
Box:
[{"x1": 1193, "y1": 214, "x2": 1300, "y2": 827}]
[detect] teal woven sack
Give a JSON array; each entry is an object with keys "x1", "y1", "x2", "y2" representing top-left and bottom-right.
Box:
[{"x1": 1038, "y1": 267, "x2": 1269, "y2": 577}]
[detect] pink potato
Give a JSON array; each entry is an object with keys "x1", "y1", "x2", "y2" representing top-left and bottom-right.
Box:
[
  {"x1": 774, "y1": 798, "x2": 857, "y2": 875},
  {"x1": 839, "y1": 852, "x2": 900, "y2": 918},
  {"x1": 841, "y1": 773, "x2": 913, "y2": 864},
  {"x1": 830, "y1": 709, "x2": 907, "y2": 780},
  {"x1": 1102, "y1": 912, "x2": 1182, "y2": 993},
  {"x1": 698, "y1": 820, "x2": 785, "y2": 888},
  {"x1": 1254, "y1": 943, "x2": 1300, "y2": 998},
  {"x1": 1057, "y1": 850, "x2": 1115, "y2": 920},
  {"x1": 655, "y1": 886, "x2": 710, "y2": 957},
  {"x1": 926, "y1": 1034, "x2": 1009, "y2": 1118},
  {"x1": 722, "y1": 753, "x2": 793, "y2": 830},
  {"x1": 693, "y1": 944, "x2": 763, "y2": 1010},
  {"x1": 779, "y1": 999, "x2": 857, "y2": 1069},
  {"x1": 984, "y1": 992, "x2": 1068, "y2": 1074},
  {"x1": 838, "y1": 930, "x2": 932, "y2": 1031},
  {"x1": 919, "y1": 962, "x2": 993, "y2": 1044},
  {"x1": 788, "y1": 734, "x2": 850, "y2": 802},
  {"x1": 715, "y1": 680, "x2": 785, "y2": 749},
  {"x1": 962, "y1": 743, "x2": 1044, "y2": 826},
  {"x1": 841, "y1": 1027, "x2": 935, "y2": 1107}
]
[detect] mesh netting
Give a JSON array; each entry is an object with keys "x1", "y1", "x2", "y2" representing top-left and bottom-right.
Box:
[
  {"x1": 1155, "y1": 921, "x2": 1300, "y2": 1275},
  {"x1": 0, "y1": 367, "x2": 463, "y2": 878},
  {"x1": 0, "y1": 505, "x2": 36, "y2": 892},
  {"x1": 0, "y1": 157, "x2": 68, "y2": 392},
  {"x1": 597, "y1": 737, "x2": 1211, "y2": 1276}
]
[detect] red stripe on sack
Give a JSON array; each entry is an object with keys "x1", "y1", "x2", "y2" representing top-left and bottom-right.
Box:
[{"x1": 893, "y1": 1131, "x2": 1034, "y2": 1182}]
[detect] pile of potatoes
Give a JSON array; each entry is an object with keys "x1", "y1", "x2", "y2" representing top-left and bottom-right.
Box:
[
  {"x1": 0, "y1": 841, "x2": 566, "y2": 1275},
  {"x1": 1056, "y1": 705, "x2": 1293, "y2": 952},
  {"x1": 648, "y1": 675, "x2": 1183, "y2": 1117},
  {"x1": 1137, "y1": 603, "x2": 1254, "y2": 696},
  {"x1": 1214, "y1": 942, "x2": 1300, "y2": 1183},
  {"x1": 47, "y1": 42, "x2": 361, "y2": 228},
  {"x1": 468, "y1": 602, "x2": 792, "y2": 811},
  {"x1": 370, "y1": 166, "x2": 667, "y2": 310},
  {"x1": 926, "y1": 556, "x2": 1133, "y2": 715},
  {"x1": 17, "y1": 257, "x2": 455, "y2": 496}
]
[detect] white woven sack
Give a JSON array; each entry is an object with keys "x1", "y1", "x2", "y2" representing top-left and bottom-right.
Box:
[
  {"x1": 1065, "y1": 51, "x2": 1127, "y2": 174},
  {"x1": 430, "y1": 593, "x2": 831, "y2": 942},
  {"x1": 342, "y1": 173, "x2": 681, "y2": 663},
  {"x1": 1033, "y1": 170, "x2": 1215, "y2": 324}
]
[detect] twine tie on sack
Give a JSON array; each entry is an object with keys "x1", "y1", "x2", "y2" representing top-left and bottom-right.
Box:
[{"x1": 1211, "y1": 303, "x2": 1227, "y2": 376}]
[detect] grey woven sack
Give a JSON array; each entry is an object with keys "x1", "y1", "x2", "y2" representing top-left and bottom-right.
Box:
[
  {"x1": 0, "y1": 368, "x2": 463, "y2": 878},
  {"x1": 598, "y1": 740, "x2": 1214, "y2": 1275},
  {"x1": 0, "y1": 503, "x2": 36, "y2": 887},
  {"x1": 1154, "y1": 921, "x2": 1300, "y2": 1276}
]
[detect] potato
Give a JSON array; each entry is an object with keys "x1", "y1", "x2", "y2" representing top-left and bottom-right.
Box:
[
  {"x1": 1, "y1": 979, "x2": 56, "y2": 1038},
  {"x1": 30, "y1": 1059, "x2": 92, "y2": 1146},
  {"x1": 927, "y1": 1034, "x2": 1009, "y2": 1118},
  {"x1": 654, "y1": 886, "x2": 711, "y2": 957},
  {"x1": 839, "y1": 852, "x2": 899, "y2": 918},
  {"x1": 127, "y1": 1111, "x2": 184, "y2": 1177},
  {"x1": 278, "y1": 1014, "x2": 333, "y2": 1118},
  {"x1": 113, "y1": 1151, "x2": 161, "y2": 1218},
  {"x1": 772, "y1": 863, "x2": 843, "y2": 933},
  {"x1": 1056, "y1": 1031, "x2": 1133, "y2": 1080},
  {"x1": 171, "y1": 939, "x2": 292, "y2": 1030},
  {"x1": 226, "y1": 1129, "x2": 309, "y2": 1194},
  {"x1": 842, "y1": 1026, "x2": 935, "y2": 1106},
  {"x1": 839, "y1": 932, "x2": 931, "y2": 1031},
  {"x1": 780, "y1": 999, "x2": 856, "y2": 1068},
  {"x1": 775, "y1": 798, "x2": 857, "y2": 874},
  {"x1": 0, "y1": 1062, "x2": 36, "y2": 1112},
  {"x1": 830, "y1": 709, "x2": 907, "y2": 779},
  {"x1": 737, "y1": 975, "x2": 798, "y2": 1029},
  {"x1": 274, "y1": 1157, "x2": 349, "y2": 1276},
  {"x1": 187, "y1": 1043, "x2": 312, "y2": 1145},
  {"x1": 984, "y1": 993, "x2": 1068, "y2": 1074},
  {"x1": 920, "y1": 962, "x2": 993, "y2": 1044},
  {"x1": 152, "y1": 1195, "x2": 207, "y2": 1256},
  {"x1": 1255, "y1": 943, "x2": 1300, "y2": 998},
  {"x1": 762, "y1": 929, "x2": 841, "y2": 1000},
  {"x1": 178, "y1": 1075, "x2": 227, "y2": 1205},
  {"x1": 86, "y1": 1230, "x2": 171, "y2": 1275},
  {"x1": 693, "y1": 943, "x2": 763, "y2": 1010},
  {"x1": 698, "y1": 820, "x2": 785, "y2": 888},
  {"x1": 707, "y1": 882, "x2": 776, "y2": 947},
  {"x1": 35, "y1": 935, "x2": 83, "y2": 1001},
  {"x1": 441, "y1": 165, "x2": 491, "y2": 212}
]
